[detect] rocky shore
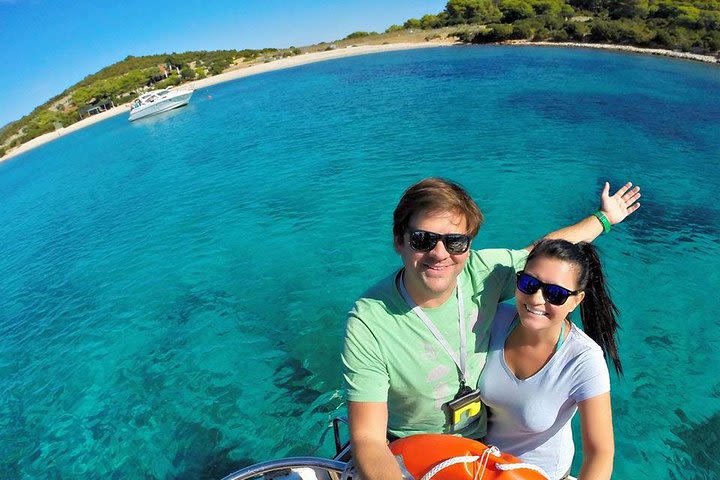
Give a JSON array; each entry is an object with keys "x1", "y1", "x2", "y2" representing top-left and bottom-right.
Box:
[{"x1": 507, "y1": 40, "x2": 719, "y2": 64}]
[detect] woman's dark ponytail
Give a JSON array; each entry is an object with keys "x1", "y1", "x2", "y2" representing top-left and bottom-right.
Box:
[
  {"x1": 576, "y1": 242, "x2": 622, "y2": 375},
  {"x1": 528, "y1": 239, "x2": 623, "y2": 375}
]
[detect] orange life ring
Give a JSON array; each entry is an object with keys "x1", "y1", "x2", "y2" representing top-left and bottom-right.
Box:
[{"x1": 389, "y1": 434, "x2": 548, "y2": 480}]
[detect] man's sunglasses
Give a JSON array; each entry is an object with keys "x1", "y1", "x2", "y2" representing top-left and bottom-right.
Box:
[
  {"x1": 407, "y1": 229, "x2": 471, "y2": 255},
  {"x1": 515, "y1": 272, "x2": 581, "y2": 306}
]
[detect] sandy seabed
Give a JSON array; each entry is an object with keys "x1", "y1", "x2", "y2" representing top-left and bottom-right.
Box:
[{"x1": 2, "y1": 39, "x2": 716, "y2": 163}]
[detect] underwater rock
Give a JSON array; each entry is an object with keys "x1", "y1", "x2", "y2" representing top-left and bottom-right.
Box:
[
  {"x1": 645, "y1": 335, "x2": 673, "y2": 348},
  {"x1": 666, "y1": 410, "x2": 720, "y2": 478}
]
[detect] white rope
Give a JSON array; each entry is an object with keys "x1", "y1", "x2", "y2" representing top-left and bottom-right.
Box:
[
  {"x1": 474, "y1": 448, "x2": 490, "y2": 480},
  {"x1": 495, "y1": 462, "x2": 551, "y2": 479},
  {"x1": 414, "y1": 444, "x2": 549, "y2": 480},
  {"x1": 420, "y1": 446, "x2": 502, "y2": 480},
  {"x1": 419, "y1": 456, "x2": 479, "y2": 480}
]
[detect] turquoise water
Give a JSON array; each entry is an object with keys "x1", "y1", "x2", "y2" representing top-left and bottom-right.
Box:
[{"x1": 1, "y1": 46, "x2": 718, "y2": 479}]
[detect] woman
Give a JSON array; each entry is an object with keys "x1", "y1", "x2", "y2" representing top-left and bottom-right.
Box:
[{"x1": 478, "y1": 239, "x2": 621, "y2": 480}]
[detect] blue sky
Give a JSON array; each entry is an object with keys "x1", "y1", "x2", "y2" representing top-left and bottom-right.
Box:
[{"x1": 0, "y1": 0, "x2": 447, "y2": 128}]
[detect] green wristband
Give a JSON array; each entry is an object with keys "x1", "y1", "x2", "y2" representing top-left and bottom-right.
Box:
[{"x1": 593, "y1": 211, "x2": 612, "y2": 233}]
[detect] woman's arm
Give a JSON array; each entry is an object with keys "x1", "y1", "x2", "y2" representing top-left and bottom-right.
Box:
[
  {"x1": 577, "y1": 393, "x2": 615, "y2": 480},
  {"x1": 523, "y1": 181, "x2": 641, "y2": 250}
]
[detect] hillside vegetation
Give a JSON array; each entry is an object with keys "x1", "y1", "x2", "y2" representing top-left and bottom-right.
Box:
[
  {"x1": 2, "y1": 0, "x2": 717, "y2": 157},
  {"x1": 395, "y1": 0, "x2": 720, "y2": 50},
  {"x1": 0, "y1": 47, "x2": 295, "y2": 156}
]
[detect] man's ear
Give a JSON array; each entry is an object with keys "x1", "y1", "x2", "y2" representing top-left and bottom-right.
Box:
[{"x1": 393, "y1": 235, "x2": 403, "y2": 254}]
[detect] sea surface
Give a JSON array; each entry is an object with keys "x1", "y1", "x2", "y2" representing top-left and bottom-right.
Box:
[{"x1": 1, "y1": 46, "x2": 719, "y2": 479}]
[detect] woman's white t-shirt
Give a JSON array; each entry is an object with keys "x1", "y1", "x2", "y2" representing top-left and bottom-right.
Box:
[{"x1": 478, "y1": 304, "x2": 610, "y2": 480}]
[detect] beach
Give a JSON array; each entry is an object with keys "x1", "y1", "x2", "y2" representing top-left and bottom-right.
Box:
[
  {"x1": 1, "y1": 38, "x2": 716, "y2": 163},
  {"x1": 0, "y1": 42, "x2": 451, "y2": 163}
]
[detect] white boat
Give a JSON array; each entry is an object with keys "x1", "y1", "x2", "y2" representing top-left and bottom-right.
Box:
[{"x1": 128, "y1": 87, "x2": 194, "y2": 121}]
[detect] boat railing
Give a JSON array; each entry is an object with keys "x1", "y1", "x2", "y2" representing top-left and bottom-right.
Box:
[{"x1": 220, "y1": 457, "x2": 347, "y2": 480}]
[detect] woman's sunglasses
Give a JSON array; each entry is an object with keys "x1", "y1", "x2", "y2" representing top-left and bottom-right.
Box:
[
  {"x1": 516, "y1": 272, "x2": 581, "y2": 306},
  {"x1": 408, "y1": 229, "x2": 471, "y2": 255}
]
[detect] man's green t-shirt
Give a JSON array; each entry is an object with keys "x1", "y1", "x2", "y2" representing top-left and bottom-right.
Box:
[{"x1": 342, "y1": 248, "x2": 528, "y2": 439}]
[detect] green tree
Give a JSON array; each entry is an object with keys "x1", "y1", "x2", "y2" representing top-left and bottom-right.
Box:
[
  {"x1": 446, "y1": 0, "x2": 503, "y2": 24},
  {"x1": 474, "y1": 23, "x2": 515, "y2": 41},
  {"x1": 531, "y1": 0, "x2": 564, "y2": 16},
  {"x1": 450, "y1": 29, "x2": 478, "y2": 41},
  {"x1": 608, "y1": 0, "x2": 649, "y2": 19},
  {"x1": 512, "y1": 16, "x2": 558, "y2": 38},
  {"x1": 703, "y1": 29, "x2": 720, "y2": 50},
  {"x1": 119, "y1": 70, "x2": 147, "y2": 91},
  {"x1": 590, "y1": 18, "x2": 655, "y2": 44},
  {"x1": 666, "y1": 26, "x2": 703, "y2": 50},
  {"x1": 345, "y1": 31, "x2": 377, "y2": 39},
  {"x1": 500, "y1": 0, "x2": 536, "y2": 22},
  {"x1": 385, "y1": 24, "x2": 405, "y2": 33},
  {"x1": 420, "y1": 14, "x2": 443, "y2": 28},
  {"x1": 564, "y1": 20, "x2": 592, "y2": 38},
  {"x1": 674, "y1": 7, "x2": 699, "y2": 27},
  {"x1": 567, "y1": 0, "x2": 608, "y2": 13},
  {"x1": 537, "y1": 14, "x2": 566, "y2": 29},
  {"x1": 156, "y1": 72, "x2": 182, "y2": 88},
  {"x1": 404, "y1": 18, "x2": 422, "y2": 28},
  {"x1": 180, "y1": 66, "x2": 196, "y2": 79},
  {"x1": 208, "y1": 63, "x2": 225, "y2": 75},
  {"x1": 513, "y1": 19, "x2": 539, "y2": 37},
  {"x1": 699, "y1": 10, "x2": 720, "y2": 30},
  {"x1": 71, "y1": 86, "x2": 95, "y2": 106},
  {"x1": 554, "y1": 28, "x2": 571, "y2": 40}
]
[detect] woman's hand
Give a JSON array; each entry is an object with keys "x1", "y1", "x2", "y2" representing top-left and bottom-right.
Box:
[
  {"x1": 528, "y1": 180, "x2": 642, "y2": 248},
  {"x1": 600, "y1": 182, "x2": 641, "y2": 225}
]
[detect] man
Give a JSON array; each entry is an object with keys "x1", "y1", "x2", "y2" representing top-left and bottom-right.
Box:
[{"x1": 341, "y1": 178, "x2": 640, "y2": 480}]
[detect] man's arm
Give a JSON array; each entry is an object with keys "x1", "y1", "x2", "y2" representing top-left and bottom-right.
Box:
[
  {"x1": 348, "y1": 401, "x2": 403, "y2": 480},
  {"x1": 523, "y1": 182, "x2": 641, "y2": 250}
]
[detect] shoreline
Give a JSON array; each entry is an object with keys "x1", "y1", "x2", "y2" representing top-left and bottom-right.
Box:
[
  {"x1": 0, "y1": 41, "x2": 455, "y2": 163},
  {"x1": 504, "y1": 40, "x2": 719, "y2": 63},
  {"x1": 0, "y1": 42, "x2": 450, "y2": 163},
  {"x1": 2, "y1": 39, "x2": 716, "y2": 163}
]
